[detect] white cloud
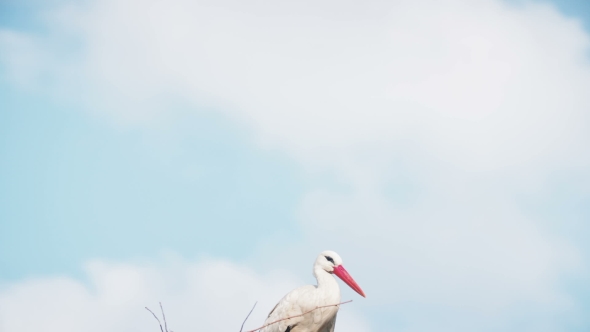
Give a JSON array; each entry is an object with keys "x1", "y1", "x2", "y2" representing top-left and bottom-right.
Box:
[
  {"x1": 3, "y1": 0, "x2": 589, "y2": 174},
  {"x1": 1, "y1": 0, "x2": 590, "y2": 330},
  {"x1": 0, "y1": 257, "x2": 370, "y2": 332},
  {"x1": 301, "y1": 188, "x2": 579, "y2": 308}
]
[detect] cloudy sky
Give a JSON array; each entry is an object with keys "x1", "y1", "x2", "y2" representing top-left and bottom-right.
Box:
[{"x1": 1, "y1": 0, "x2": 590, "y2": 331}]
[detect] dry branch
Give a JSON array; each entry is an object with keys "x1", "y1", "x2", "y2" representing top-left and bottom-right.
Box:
[
  {"x1": 145, "y1": 302, "x2": 172, "y2": 332},
  {"x1": 244, "y1": 300, "x2": 352, "y2": 332},
  {"x1": 240, "y1": 301, "x2": 258, "y2": 332},
  {"x1": 146, "y1": 299, "x2": 352, "y2": 332},
  {"x1": 145, "y1": 306, "x2": 164, "y2": 332},
  {"x1": 160, "y1": 302, "x2": 169, "y2": 332}
]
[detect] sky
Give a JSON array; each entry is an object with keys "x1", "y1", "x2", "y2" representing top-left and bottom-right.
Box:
[{"x1": 1, "y1": 0, "x2": 590, "y2": 331}]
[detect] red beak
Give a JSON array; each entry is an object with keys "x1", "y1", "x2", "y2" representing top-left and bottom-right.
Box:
[{"x1": 333, "y1": 265, "x2": 366, "y2": 298}]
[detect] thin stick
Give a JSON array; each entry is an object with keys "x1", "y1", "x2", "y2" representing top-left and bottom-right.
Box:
[
  {"x1": 240, "y1": 301, "x2": 258, "y2": 332},
  {"x1": 145, "y1": 306, "x2": 164, "y2": 332},
  {"x1": 245, "y1": 300, "x2": 352, "y2": 332},
  {"x1": 159, "y1": 302, "x2": 169, "y2": 332}
]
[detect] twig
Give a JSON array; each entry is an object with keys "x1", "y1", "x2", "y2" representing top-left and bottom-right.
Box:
[
  {"x1": 159, "y1": 302, "x2": 169, "y2": 332},
  {"x1": 240, "y1": 301, "x2": 258, "y2": 332},
  {"x1": 145, "y1": 306, "x2": 164, "y2": 332},
  {"x1": 245, "y1": 300, "x2": 352, "y2": 332}
]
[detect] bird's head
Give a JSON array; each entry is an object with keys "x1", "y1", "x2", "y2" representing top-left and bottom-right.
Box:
[{"x1": 316, "y1": 250, "x2": 366, "y2": 298}]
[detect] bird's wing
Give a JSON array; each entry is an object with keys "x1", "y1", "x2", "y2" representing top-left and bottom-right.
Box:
[
  {"x1": 260, "y1": 285, "x2": 316, "y2": 332},
  {"x1": 325, "y1": 313, "x2": 337, "y2": 332}
]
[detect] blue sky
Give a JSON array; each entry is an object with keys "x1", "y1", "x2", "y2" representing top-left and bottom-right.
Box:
[
  {"x1": 1, "y1": 0, "x2": 590, "y2": 331},
  {"x1": 0, "y1": 79, "x2": 306, "y2": 278}
]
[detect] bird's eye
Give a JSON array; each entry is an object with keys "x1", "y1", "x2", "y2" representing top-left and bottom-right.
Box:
[{"x1": 325, "y1": 256, "x2": 335, "y2": 264}]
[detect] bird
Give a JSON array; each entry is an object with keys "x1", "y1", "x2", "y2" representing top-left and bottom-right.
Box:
[{"x1": 259, "y1": 250, "x2": 365, "y2": 332}]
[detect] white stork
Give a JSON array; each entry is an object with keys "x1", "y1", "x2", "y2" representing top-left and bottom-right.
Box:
[{"x1": 259, "y1": 250, "x2": 365, "y2": 332}]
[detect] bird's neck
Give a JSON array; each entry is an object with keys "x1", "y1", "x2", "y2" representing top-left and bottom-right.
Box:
[{"x1": 314, "y1": 267, "x2": 341, "y2": 300}]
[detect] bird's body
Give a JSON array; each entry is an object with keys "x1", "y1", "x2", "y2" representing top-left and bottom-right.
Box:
[{"x1": 259, "y1": 251, "x2": 365, "y2": 332}]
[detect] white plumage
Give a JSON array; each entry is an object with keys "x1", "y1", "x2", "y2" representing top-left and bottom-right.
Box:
[{"x1": 260, "y1": 251, "x2": 365, "y2": 332}]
